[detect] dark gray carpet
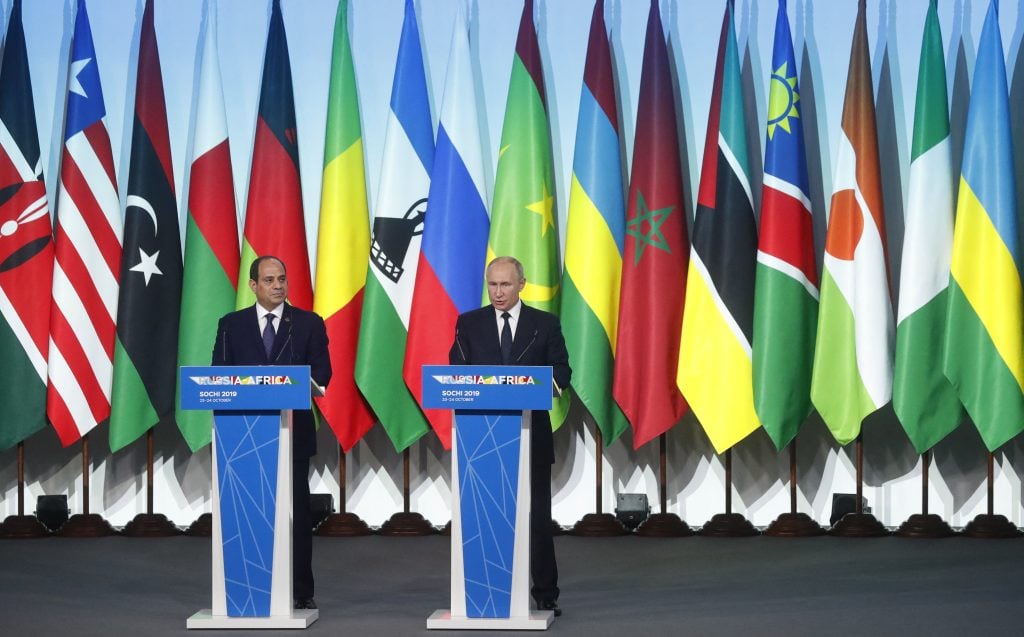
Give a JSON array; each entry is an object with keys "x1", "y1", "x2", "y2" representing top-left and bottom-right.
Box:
[{"x1": 2, "y1": 534, "x2": 1022, "y2": 636}]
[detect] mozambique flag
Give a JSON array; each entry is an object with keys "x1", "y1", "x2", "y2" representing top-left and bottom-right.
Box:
[
  {"x1": 109, "y1": 0, "x2": 182, "y2": 452},
  {"x1": 943, "y1": 1, "x2": 1023, "y2": 452},
  {"x1": 0, "y1": 0, "x2": 53, "y2": 451},
  {"x1": 236, "y1": 0, "x2": 311, "y2": 310},
  {"x1": 752, "y1": 0, "x2": 818, "y2": 452},
  {"x1": 561, "y1": 0, "x2": 629, "y2": 444},
  {"x1": 893, "y1": 0, "x2": 962, "y2": 454},
  {"x1": 810, "y1": 0, "x2": 893, "y2": 446},
  {"x1": 175, "y1": 6, "x2": 240, "y2": 452},
  {"x1": 314, "y1": 0, "x2": 376, "y2": 452},
  {"x1": 677, "y1": 1, "x2": 760, "y2": 454}
]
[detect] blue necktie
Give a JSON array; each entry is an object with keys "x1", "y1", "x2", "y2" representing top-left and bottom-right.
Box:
[
  {"x1": 500, "y1": 312, "x2": 512, "y2": 364},
  {"x1": 263, "y1": 314, "x2": 276, "y2": 358}
]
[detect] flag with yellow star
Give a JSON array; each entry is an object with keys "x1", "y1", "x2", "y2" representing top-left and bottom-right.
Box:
[{"x1": 677, "y1": 1, "x2": 761, "y2": 454}]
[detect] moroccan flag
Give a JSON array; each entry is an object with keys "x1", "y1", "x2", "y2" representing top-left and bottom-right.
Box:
[
  {"x1": 403, "y1": 4, "x2": 489, "y2": 449},
  {"x1": 354, "y1": 0, "x2": 432, "y2": 452},
  {"x1": 0, "y1": 0, "x2": 53, "y2": 451},
  {"x1": 893, "y1": 0, "x2": 962, "y2": 454},
  {"x1": 613, "y1": 0, "x2": 688, "y2": 450},
  {"x1": 175, "y1": 6, "x2": 240, "y2": 452},
  {"x1": 561, "y1": 0, "x2": 629, "y2": 445},
  {"x1": 943, "y1": 1, "x2": 1024, "y2": 452},
  {"x1": 235, "y1": 0, "x2": 312, "y2": 310},
  {"x1": 677, "y1": 2, "x2": 761, "y2": 454},
  {"x1": 47, "y1": 0, "x2": 123, "y2": 446},
  {"x1": 752, "y1": 0, "x2": 818, "y2": 452},
  {"x1": 489, "y1": 0, "x2": 568, "y2": 427},
  {"x1": 810, "y1": 0, "x2": 893, "y2": 446},
  {"x1": 313, "y1": 0, "x2": 376, "y2": 452}
]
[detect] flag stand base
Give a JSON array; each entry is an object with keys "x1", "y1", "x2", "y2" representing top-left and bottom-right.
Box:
[
  {"x1": 828, "y1": 512, "x2": 888, "y2": 537},
  {"x1": 569, "y1": 513, "x2": 629, "y2": 537},
  {"x1": 123, "y1": 512, "x2": 181, "y2": 537},
  {"x1": 0, "y1": 515, "x2": 50, "y2": 538},
  {"x1": 185, "y1": 513, "x2": 212, "y2": 537},
  {"x1": 57, "y1": 513, "x2": 117, "y2": 537},
  {"x1": 894, "y1": 513, "x2": 955, "y2": 538},
  {"x1": 635, "y1": 513, "x2": 693, "y2": 537},
  {"x1": 961, "y1": 514, "x2": 1022, "y2": 539},
  {"x1": 698, "y1": 513, "x2": 758, "y2": 537},
  {"x1": 763, "y1": 512, "x2": 825, "y2": 537},
  {"x1": 315, "y1": 512, "x2": 372, "y2": 537},
  {"x1": 378, "y1": 512, "x2": 436, "y2": 536},
  {"x1": 439, "y1": 521, "x2": 451, "y2": 536}
]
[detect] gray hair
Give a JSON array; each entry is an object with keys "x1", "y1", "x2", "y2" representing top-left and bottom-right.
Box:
[{"x1": 487, "y1": 256, "x2": 525, "y2": 282}]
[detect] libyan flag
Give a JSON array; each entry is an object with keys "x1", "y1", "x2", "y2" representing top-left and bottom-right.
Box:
[{"x1": 109, "y1": 0, "x2": 182, "y2": 452}]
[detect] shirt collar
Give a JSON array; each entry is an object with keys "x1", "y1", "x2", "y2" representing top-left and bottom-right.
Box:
[
  {"x1": 494, "y1": 300, "x2": 522, "y2": 322},
  {"x1": 256, "y1": 303, "x2": 285, "y2": 324}
]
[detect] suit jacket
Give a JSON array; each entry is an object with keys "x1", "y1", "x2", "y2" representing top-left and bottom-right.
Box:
[
  {"x1": 212, "y1": 303, "x2": 332, "y2": 459},
  {"x1": 449, "y1": 303, "x2": 571, "y2": 464}
]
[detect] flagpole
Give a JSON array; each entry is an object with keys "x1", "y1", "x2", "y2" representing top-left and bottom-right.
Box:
[
  {"x1": 123, "y1": 429, "x2": 180, "y2": 537},
  {"x1": 962, "y1": 451, "x2": 1020, "y2": 538},
  {"x1": 0, "y1": 442, "x2": 49, "y2": 538},
  {"x1": 895, "y1": 450, "x2": 954, "y2": 537},
  {"x1": 316, "y1": 442, "x2": 370, "y2": 536},
  {"x1": 379, "y1": 446, "x2": 435, "y2": 536},
  {"x1": 58, "y1": 434, "x2": 115, "y2": 537},
  {"x1": 571, "y1": 424, "x2": 628, "y2": 537},
  {"x1": 828, "y1": 434, "x2": 887, "y2": 537},
  {"x1": 764, "y1": 437, "x2": 825, "y2": 537},
  {"x1": 699, "y1": 448, "x2": 757, "y2": 537},
  {"x1": 636, "y1": 433, "x2": 692, "y2": 537}
]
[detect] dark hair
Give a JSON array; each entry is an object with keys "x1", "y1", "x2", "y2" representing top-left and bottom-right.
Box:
[{"x1": 249, "y1": 256, "x2": 287, "y2": 282}]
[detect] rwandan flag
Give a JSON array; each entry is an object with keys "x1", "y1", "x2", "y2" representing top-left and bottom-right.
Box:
[{"x1": 943, "y1": 1, "x2": 1024, "y2": 452}]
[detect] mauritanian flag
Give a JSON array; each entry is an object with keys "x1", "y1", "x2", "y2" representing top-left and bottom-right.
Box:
[
  {"x1": 752, "y1": 0, "x2": 818, "y2": 452},
  {"x1": 175, "y1": 6, "x2": 240, "y2": 452},
  {"x1": 562, "y1": 0, "x2": 629, "y2": 445},
  {"x1": 893, "y1": 0, "x2": 962, "y2": 454},
  {"x1": 0, "y1": 0, "x2": 53, "y2": 451},
  {"x1": 613, "y1": 0, "x2": 688, "y2": 450},
  {"x1": 403, "y1": 4, "x2": 489, "y2": 449},
  {"x1": 314, "y1": 0, "x2": 376, "y2": 452},
  {"x1": 236, "y1": 0, "x2": 312, "y2": 310},
  {"x1": 47, "y1": 0, "x2": 123, "y2": 446},
  {"x1": 677, "y1": 1, "x2": 760, "y2": 454},
  {"x1": 943, "y1": 1, "x2": 1024, "y2": 452},
  {"x1": 489, "y1": 0, "x2": 568, "y2": 427},
  {"x1": 810, "y1": 0, "x2": 893, "y2": 446},
  {"x1": 109, "y1": 0, "x2": 182, "y2": 453},
  {"x1": 354, "y1": 0, "x2": 432, "y2": 452}
]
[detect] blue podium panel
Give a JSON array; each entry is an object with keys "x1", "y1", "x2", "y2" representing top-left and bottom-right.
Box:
[
  {"x1": 180, "y1": 366, "x2": 311, "y2": 410},
  {"x1": 422, "y1": 365, "x2": 553, "y2": 411}
]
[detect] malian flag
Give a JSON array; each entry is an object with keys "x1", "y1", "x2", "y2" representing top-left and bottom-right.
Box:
[
  {"x1": 0, "y1": 0, "x2": 53, "y2": 451},
  {"x1": 810, "y1": 0, "x2": 894, "y2": 446},
  {"x1": 47, "y1": 0, "x2": 123, "y2": 446},
  {"x1": 403, "y1": 4, "x2": 489, "y2": 449},
  {"x1": 175, "y1": 4, "x2": 240, "y2": 452}
]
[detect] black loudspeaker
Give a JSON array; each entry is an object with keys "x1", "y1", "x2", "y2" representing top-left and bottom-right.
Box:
[
  {"x1": 35, "y1": 495, "x2": 70, "y2": 531},
  {"x1": 615, "y1": 493, "x2": 650, "y2": 530},
  {"x1": 310, "y1": 494, "x2": 334, "y2": 530},
  {"x1": 830, "y1": 493, "x2": 870, "y2": 525}
]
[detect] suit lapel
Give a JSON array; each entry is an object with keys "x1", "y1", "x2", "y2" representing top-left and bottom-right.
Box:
[
  {"x1": 511, "y1": 305, "x2": 537, "y2": 363},
  {"x1": 269, "y1": 304, "x2": 292, "y2": 363}
]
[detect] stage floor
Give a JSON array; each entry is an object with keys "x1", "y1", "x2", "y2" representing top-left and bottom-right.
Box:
[{"x1": 2, "y1": 533, "x2": 1022, "y2": 635}]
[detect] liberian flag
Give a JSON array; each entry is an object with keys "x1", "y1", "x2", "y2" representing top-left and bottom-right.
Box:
[
  {"x1": 810, "y1": 0, "x2": 893, "y2": 446},
  {"x1": 403, "y1": 3, "x2": 489, "y2": 449},
  {"x1": 47, "y1": 0, "x2": 123, "y2": 446},
  {"x1": 354, "y1": 0, "x2": 433, "y2": 452}
]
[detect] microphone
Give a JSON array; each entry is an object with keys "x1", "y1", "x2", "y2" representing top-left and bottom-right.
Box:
[
  {"x1": 275, "y1": 315, "x2": 294, "y2": 363},
  {"x1": 515, "y1": 329, "x2": 539, "y2": 362},
  {"x1": 455, "y1": 327, "x2": 468, "y2": 362}
]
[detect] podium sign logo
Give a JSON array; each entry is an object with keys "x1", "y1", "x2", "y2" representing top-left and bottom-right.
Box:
[
  {"x1": 179, "y1": 365, "x2": 312, "y2": 410},
  {"x1": 421, "y1": 365, "x2": 553, "y2": 410}
]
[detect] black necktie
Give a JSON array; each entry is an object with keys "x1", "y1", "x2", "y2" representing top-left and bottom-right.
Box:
[
  {"x1": 500, "y1": 312, "x2": 512, "y2": 364},
  {"x1": 263, "y1": 314, "x2": 276, "y2": 358}
]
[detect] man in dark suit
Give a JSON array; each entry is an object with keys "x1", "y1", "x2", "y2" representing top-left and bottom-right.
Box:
[
  {"x1": 212, "y1": 255, "x2": 331, "y2": 611},
  {"x1": 449, "y1": 256, "x2": 571, "y2": 617}
]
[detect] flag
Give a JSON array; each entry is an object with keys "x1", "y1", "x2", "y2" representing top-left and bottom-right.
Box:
[
  {"x1": 175, "y1": 4, "x2": 240, "y2": 452},
  {"x1": 108, "y1": 0, "x2": 182, "y2": 452},
  {"x1": 752, "y1": 0, "x2": 818, "y2": 451},
  {"x1": 810, "y1": 0, "x2": 893, "y2": 446},
  {"x1": 488, "y1": 0, "x2": 569, "y2": 427},
  {"x1": 235, "y1": 0, "x2": 311, "y2": 310},
  {"x1": 613, "y1": 0, "x2": 689, "y2": 450},
  {"x1": 943, "y1": 1, "x2": 1023, "y2": 452},
  {"x1": 562, "y1": 0, "x2": 629, "y2": 445},
  {"x1": 893, "y1": 0, "x2": 962, "y2": 454},
  {"x1": 354, "y1": 0, "x2": 433, "y2": 452},
  {"x1": 403, "y1": 4, "x2": 489, "y2": 450},
  {"x1": 313, "y1": 0, "x2": 376, "y2": 452},
  {"x1": 0, "y1": 0, "x2": 53, "y2": 451},
  {"x1": 46, "y1": 0, "x2": 123, "y2": 447},
  {"x1": 677, "y1": 1, "x2": 761, "y2": 454}
]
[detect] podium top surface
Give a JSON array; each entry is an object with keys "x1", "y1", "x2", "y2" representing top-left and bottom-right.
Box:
[
  {"x1": 421, "y1": 365, "x2": 554, "y2": 411},
  {"x1": 179, "y1": 365, "x2": 312, "y2": 411}
]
